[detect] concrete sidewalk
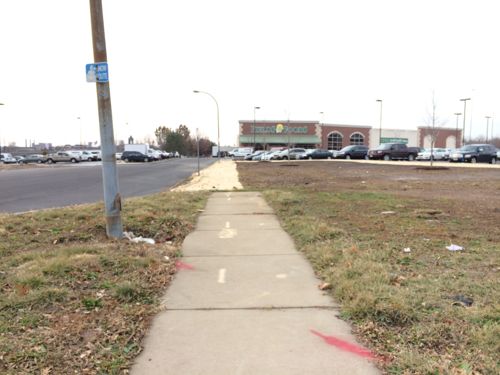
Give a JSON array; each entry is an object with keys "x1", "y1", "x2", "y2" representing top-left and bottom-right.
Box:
[{"x1": 132, "y1": 192, "x2": 380, "y2": 375}]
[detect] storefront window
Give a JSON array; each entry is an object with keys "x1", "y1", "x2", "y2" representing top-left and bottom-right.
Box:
[
  {"x1": 350, "y1": 133, "x2": 364, "y2": 145},
  {"x1": 327, "y1": 132, "x2": 343, "y2": 150}
]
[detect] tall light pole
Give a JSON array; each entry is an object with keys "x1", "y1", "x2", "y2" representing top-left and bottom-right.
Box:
[
  {"x1": 253, "y1": 106, "x2": 260, "y2": 149},
  {"x1": 460, "y1": 98, "x2": 470, "y2": 146},
  {"x1": 491, "y1": 117, "x2": 494, "y2": 141},
  {"x1": 196, "y1": 128, "x2": 200, "y2": 176},
  {"x1": 193, "y1": 90, "x2": 220, "y2": 160},
  {"x1": 454, "y1": 112, "x2": 462, "y2": 148},
  {"x1": 0, "y1": 103, "x2": 4, "y2": 156},
  {"x1": 376, "y1": 99, "x2": 383, "y2": 145},
  {"x1": 485, "y1": 116, "x2": 491, "y2": 142},
  {"x1": 77, "y1": 116, "x2": 82, "y2": 147}
]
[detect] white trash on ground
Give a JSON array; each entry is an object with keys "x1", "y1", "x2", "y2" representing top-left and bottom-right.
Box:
[
  {"x1": 446, "y1": 244, "x2": 463, "y2": 251},
  {"x1": 123, "y1": 231, "x2": 155, "y2": 245}
]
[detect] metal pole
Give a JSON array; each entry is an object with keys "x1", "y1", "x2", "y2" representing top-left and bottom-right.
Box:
[
  {"x1": 460, "y1": 98, "x2": 470, "y2": 146},
  {"x1": 253, "y1": 106, "x2": 260, "y2": 149},
  {"x1": 485, "y1": 116, "x2": 491, "y2": 142},
  {"x1": 193, "y1": 90, "x2": 220, "y2": 161},
  {"x1": 0, "y1": 103, "x2": 4, "y2": 156},
  {"x1": 89, "y1": 0, "x2": 123, "y2": 239},
  {"x1": 376, "y1": 99, "x2": 383, "y2": 145},
  {"x1": 196, "y1": 128, "x2": 200, "y2": 176},
  {"x1": 454, "y1": 112, "x2": 461, "y2": 148},
  {"x1": 491, "y1": 117, "x2": 494, "y2": 141}
]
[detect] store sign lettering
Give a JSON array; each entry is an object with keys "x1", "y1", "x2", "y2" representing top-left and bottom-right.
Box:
[{"x1": 254, "y1": 125, "x2": 308, "y2": 134}]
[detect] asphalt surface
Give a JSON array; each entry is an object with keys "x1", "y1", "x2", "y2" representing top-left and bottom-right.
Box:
[{"x1": 0, "y1": 158, "x2": 215, "y2": 214}]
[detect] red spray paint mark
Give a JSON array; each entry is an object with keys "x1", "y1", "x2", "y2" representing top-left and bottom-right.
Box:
[
  {"x1": 175, "y1": 261, "x2": 194, "y2": 270},
  {"x1": 310, "y1": 330, "x2": 375, "y2": 359}
]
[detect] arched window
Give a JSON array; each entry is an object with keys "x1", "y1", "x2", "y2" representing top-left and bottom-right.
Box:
[
  {"x1": 350, "y1": 132, "x2": 364, "y2": 145},
  {"x1": 327, "y1": 132, "x2": 343, "y2": 150}
]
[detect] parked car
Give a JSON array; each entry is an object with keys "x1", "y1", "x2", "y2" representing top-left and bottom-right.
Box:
[
  {"x1": 449, "y1": 144, "x2": 497, "y2": 163},
  {"x1": 274, "y1": 148, "x2": 306, "y2": 160},
  {"x1": 89, "y1": 150, "x2": 102, "y2": 161},
  {"x1": 416, "y1": 148, "x2": 448, "y2": 161},
  {"x1": 368, "y1": 143, "x2": 420, "y2": 161},
  {"x1": 1, "y1": 155, "x2": 19, "y2": 164},
  {"x1": 0, "y1": 152, "x2": 14, "y2": 162},
  {"x1": 79, "y1": 150, "x2": 95, "y2": 161},
  {"x1": 46, "y1": 151, "x2": 81, "y2": 164},
  {"x1": 121, "y1": 151, "x2": 154, "y2": 162},
  {"x1": 333, "y1": 145, "x2": 369, "y2": 160},
  {"x1": 244, "y1": 150, "x2": 266, "y2": 160},
  {"x1": 300, "y1": 149, "x2": 333, "y2": 160},
  {"x1": 261, "y1": 150, "x2": 282, "y2": 161},
  {"x1": 19, "y1": 154, "x2": 46, "y2": 164}
]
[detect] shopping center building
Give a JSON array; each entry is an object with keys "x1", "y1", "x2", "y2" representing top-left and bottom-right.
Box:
[{"x1": 238, "y1": 120, "x2": 462, "y2": 150}]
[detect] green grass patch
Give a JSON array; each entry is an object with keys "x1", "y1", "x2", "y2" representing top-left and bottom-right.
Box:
[
  {"x1": 0, "y1": 190, "x2": 209, "y2": 374},
  {"x1": 259, "y1": 188, "x2": 500, "y2": 373}
]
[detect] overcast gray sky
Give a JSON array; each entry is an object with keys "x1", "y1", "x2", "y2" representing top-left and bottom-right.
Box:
[{"x1": 0, "y1": 0, "x2": 498, "y2": 147}]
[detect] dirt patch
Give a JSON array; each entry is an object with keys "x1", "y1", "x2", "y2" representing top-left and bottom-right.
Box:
[
  {"x1": 171, "y1": 160, "x2": 242, "y2": 192},
  {"x1": 236, "y1": 160, "x2": 500, "y2": 373},
  {"x1": 237, "y1": 160, "x2": 500, "y2": 208}
]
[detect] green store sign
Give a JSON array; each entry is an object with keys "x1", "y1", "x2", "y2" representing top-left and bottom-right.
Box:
[{"x1": 380, "y1": 137, "x2": 408, "y2": 144}]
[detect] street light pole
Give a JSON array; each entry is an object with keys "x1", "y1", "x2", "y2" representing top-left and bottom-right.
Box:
[
  {"x1": 0, "y1": 103, "x2": 4, "y2": 156},
  {"x1": 253, "y1": 106, "x2": 260, "y2": 149},
  {"x1": 196, "y1": 128, "x2": 200, "y2": 176},
  {"x1": 454, "y1": 112, "x2": 462, "y2": 148},
  {"x1": 485, "y1": 116, "x2": 491, "y2": 142},
  {"x1": 193, "y1": 90, "x2": 220, "y2": 161},
  {"x1": 460, "y1": 98, "x2": 470, "y2": 146},
  {"x1": 376, "y1": 99, "x2": 383, "y2": 145}
]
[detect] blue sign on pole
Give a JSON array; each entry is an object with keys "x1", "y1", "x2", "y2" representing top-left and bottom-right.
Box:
[{"x1": 86, "y1": 62, "x2": 109, "y2": 83}]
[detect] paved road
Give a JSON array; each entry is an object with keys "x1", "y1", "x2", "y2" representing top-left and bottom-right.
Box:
[{"x1": 0, "y1": 158, "x2": 215, "y2": 213}]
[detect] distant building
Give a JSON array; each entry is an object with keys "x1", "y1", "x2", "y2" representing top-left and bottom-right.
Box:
[{"x1": 238, "y1": 120, "x2": 462, "y2": 150}]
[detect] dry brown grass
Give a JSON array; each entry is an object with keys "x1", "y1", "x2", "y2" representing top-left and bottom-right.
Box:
[
  {"x1": 0, "y1": 191, "x2": 209, "y2": 374},
  {"x1": 237, "y1": 161, "x2": 500, "y2": 374}
]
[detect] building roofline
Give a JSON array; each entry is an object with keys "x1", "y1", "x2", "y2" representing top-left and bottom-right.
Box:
[{"x1": 239, "y1": 120, "x2": 372, "y2": 129}]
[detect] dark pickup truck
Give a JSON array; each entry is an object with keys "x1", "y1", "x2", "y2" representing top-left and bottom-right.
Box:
[{"x1": 368, "y1": 143, "x2": 420, "y2": 161}]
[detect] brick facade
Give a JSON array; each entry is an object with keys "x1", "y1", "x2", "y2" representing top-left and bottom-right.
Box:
[
  {"x1": 417, "y1": 127, "x2": 462, "y2": 148},
  {"x1": 321, "y1": 125, "x2": 371, "y2": 149}
]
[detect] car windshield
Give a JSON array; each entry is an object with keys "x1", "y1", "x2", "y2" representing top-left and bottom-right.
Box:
[
  {"x1": 339, "y1": 146, "x2": 355, "y2": 152},
  {"x1": 460, "y1": 145, "x2": 478, "y2": 152},
  {"x1": 375, "y1": 144, "x2": 392, "y2": 150}
]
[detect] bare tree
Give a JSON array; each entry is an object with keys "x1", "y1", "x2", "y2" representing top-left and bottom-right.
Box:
[{"x1": 423, "y1": 91, "x2": 447, "y2": 166}]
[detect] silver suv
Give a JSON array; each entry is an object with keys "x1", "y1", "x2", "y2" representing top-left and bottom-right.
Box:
[{"x1": 46, "y1": 151, "x2": 82, "y2": 164}]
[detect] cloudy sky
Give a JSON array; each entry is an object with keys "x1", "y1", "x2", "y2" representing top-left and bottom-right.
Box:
[{"x1": 0, "y1": 0, "x2": 498, "y2": 148}]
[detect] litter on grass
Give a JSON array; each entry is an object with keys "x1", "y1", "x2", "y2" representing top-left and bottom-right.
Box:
[
  {"x1": 123, "y1": 231, "x2": 155, "y2": 245},
  {"x1": 446, "y1": 244, "x2": 463, "y2": 251},
  {"x1": 403, "y1": 247, "x2": 412, "y2": 253}
]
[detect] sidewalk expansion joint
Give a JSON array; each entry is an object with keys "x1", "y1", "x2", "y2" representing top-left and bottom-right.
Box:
[
  {"x1": 180, "y1": 253, "x2": 301, "y2": 258},
  {"x1": 164, "y1": 306, "x2": 338, "y2": 312},
  {"x1": 200, "y1": 213, "x2": 275, "y2": 216}
]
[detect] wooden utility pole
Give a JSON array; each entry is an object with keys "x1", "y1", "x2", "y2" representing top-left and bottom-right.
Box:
[{"x1": 89, "y1": 0, "x2": 123, "y2": 238}]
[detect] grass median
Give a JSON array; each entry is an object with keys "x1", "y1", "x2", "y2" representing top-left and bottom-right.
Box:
[
  {"x1": 0, "y1": 191, "x2": 209, "y2": 374},
  {"x1": 238, "y1": 162, "x2": 499, "y2": 374}
]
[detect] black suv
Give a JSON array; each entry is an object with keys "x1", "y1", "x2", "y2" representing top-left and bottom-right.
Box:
[
  {"x1": 121, "y1": 151, "x2": 154, "y2": 162},
  {"x1": 333, "y1": 145, "x2": 369, "y2": 159},
  {"x1": 449, "y1": 144, "x2": 497, "y2": 164}
]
